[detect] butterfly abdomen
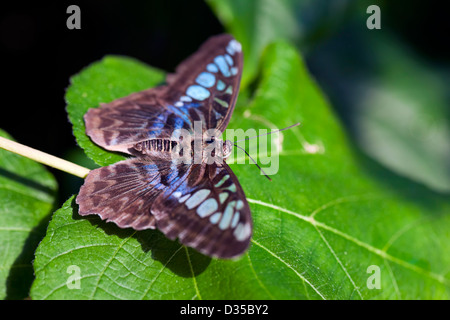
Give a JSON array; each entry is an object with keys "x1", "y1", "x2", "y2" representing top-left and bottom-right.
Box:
[{"x1": 132, "y1": 139, "x2": 178, "y2": 155}]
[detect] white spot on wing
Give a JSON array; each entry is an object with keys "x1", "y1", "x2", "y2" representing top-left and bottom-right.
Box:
[
  {"x1": 215, "y1": 175, "x2": 229, "y2": 187},
  {"x1": 209, "y1": 212, "x2": 221, "y2": 224},
  {"x1": 180, "y1": 96, "x2": 192, "y2": 102},
  {"x1": 207, "y1": 63, "x2": 218, "y2": 73},
  {"x1": 225, "y1": 86, "x2": 233, "y2": 95},
  {"x1": 224, "y1": 54, "x2": 233, "y2": 66},
  {"x1": 214, "y1": 55, "x2": 230, "y2": 77},
  {"x1": 179, "y1": 194, "x2": 190, "y2": 203},
  {"x1": 231, "y1": 211, "x2": 240, "y2": 228},
  {"x1": 227, "y1": 183, "x2": 236, "y2": 192},
  {"x1": 216, "y1": 79, "x2": 226, "y2": 91},
  {"x1": 196, "y1": 198, "x2": 218, "y2": 218},
  {"x1": 214, "y1": 97, "x2": 228, "y2": 108},
  {"x1": 196, "y1": 72, "x2": 216, "y2": 88},
  {"x1": 234, "y1": 222, "x2": 251, "y2": 241},
  {"x1": 230, "y1": 39, "x2": 242, "y2": 53},
  {"x1": 226, "y1": 39, "x2": 242, "y2": 55},
  {"x1": 219, "y1": 201, "x2": 235, "y2": 230},
  {"x1": 172, "y1": 191, "x2": 182, "y2": 198},
  {"x1": 186, "y1": 85, "x2": 210, "y2": 101},
  {"x1": 185, "y1": 189, "x2": 210, "y2": 209},
  {"x1": 219, "y1": 192, "x2": 229, "y2": 204}
]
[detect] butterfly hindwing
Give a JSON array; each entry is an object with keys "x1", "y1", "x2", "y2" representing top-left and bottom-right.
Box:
[
  {"x1": 76, "y1": 156, "x2": 191, "y2": 230},
  {"x1": 84, "y1": 34, "x2": 243, "y2": 154},
  {"x1": 151, "y1": 163, "x2": 252, "y2": 259}
]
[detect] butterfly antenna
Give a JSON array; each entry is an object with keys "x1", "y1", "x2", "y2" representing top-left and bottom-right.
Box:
[
  {"x1": 235, "y1": 122, "x2": 301, "y2": 143},
  {"x1": 233, "y1": 144, "x2": 272, "y2": 181}
]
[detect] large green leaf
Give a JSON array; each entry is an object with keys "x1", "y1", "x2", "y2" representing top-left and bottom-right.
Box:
[
  {"x1": 31, "y1": 42, "x2": 449, "y2": 300},
  {"x1": 0, "y1": 129, "x2": 57, "y2": 299}
]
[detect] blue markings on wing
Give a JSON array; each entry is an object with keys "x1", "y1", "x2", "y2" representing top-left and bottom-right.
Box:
[
  {"x1": 165, "y1": 163, "x2": 181, "y2": 183},
  {"x1": 186, "y1": 85, "x2": 211, "y2": 101},
  {"x1": 180, "y1": 96, "x2": 192, "y2": 102},
  {"x1": 146, "y1": 121, "x2": 164, "y2": 137},
  {"x1": 167, "y1": 106, "x2": 192, "y2": 128},
  {"x1": 207, "y1": 63, "x2": 218, "y2": 73},
  {"x1": 216, "y1": 79, "x2": 226, "y2": 91},
  {"x1": 214, "y1": 55, "x2": 230, "y2": 77},
  {"x1": 224, "y1": 54, "x2": 233, "y2": 66},
  {"x1": 143, "y1": 163, "x2": 158, "y2": 171},
  {"x1": 172, "y1": 116, "x2": 185, "y2": 130},
  {"x1": 196, "y1": 72, "x2": 216, "y2": 88},
  {"x1": 166, "y1": 102, "x2": 201, "y2": 130},
  {"x1": 142, "y1": 114, "x2": 165, "y2": 138},
  {"x1": 151, "y1": 122, "x2": 165, "y2": 129},
  {"x1": 226, "y1": 43, "x2": 235, "y2": 56},
  {"x1": 227, "y1": 39, "x2": 242, "y2": 56}
]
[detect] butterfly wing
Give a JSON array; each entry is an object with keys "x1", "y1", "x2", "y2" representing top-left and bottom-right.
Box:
[
  {"x1": 76, "y1": 156, "x2": 191, "y2": 230},
  {"x1": 84, "y1": 34, "x2": 243, "y2": 154},
  {"x1": 151, "y1": 162, "x2": 252, "y2": 259},
  {"x1": 84, "y1": 88, "x2": 192, "y2": 154}
]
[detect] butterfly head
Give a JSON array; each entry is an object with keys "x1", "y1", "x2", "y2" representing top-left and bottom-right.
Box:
[
  {"x1": 223, "y1": 139, "x2": 233, "y2": 159},
  {"x1": 204, "y1": 137, "x2": 233, "y2": 162}
]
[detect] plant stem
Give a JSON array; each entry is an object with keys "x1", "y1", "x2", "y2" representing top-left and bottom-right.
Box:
[{"x1": 0, "y1": 136, "x2": 90, "y2": 178}]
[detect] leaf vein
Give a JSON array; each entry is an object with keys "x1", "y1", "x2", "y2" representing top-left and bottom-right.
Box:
[
  {"x1": 251, "y1": 238, "x2": 326, "y2": 300},
  {"x1": 185, "y1": 246, "x2": 202, "y2": 300},
  {"x1": 89, "y1": 232, "x2": 136, "y2": 299},
  {"x1": 246, "y1": 252, "x2": 276, "y2": 300},
  {"x1": 140, "y1": 246, "x2": 184, "y2": 299},
  {"x1": 313, "y1": 224, "x2": 363, "y2": 299}
]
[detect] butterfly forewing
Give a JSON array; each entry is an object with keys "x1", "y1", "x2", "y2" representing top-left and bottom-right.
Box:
[
  {"x1": 151, "y1": 163, "x2": 252, "y2": 259},
  {"x1": 84, "y1": 88, "x2": 192, "y2": 154},
  {"x1": 164, "y1": 34, "x2": 243, "y2": 132}
]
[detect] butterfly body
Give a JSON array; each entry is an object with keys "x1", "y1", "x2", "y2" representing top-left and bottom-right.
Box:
[{"x1": 77, "y1": 34, "x2": 251, "y2": 258}]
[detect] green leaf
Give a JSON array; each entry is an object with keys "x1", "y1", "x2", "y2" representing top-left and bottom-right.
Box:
[
  {"x1": 66, "y1": 55, "x2": 165, "y2": 167},
  {"x1": 0, "y1": 129, "x2": 57, "y2": 299},
  {"x1": 32, "y1": 42, "x2": 449, "y2": 300}
]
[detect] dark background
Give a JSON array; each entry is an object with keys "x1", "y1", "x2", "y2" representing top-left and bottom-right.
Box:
[{"x1": 0, "y1": 0, "x2": 448, "y2": 201}]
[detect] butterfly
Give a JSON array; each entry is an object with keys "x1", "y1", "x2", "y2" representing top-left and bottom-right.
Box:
[{"x1": 76, "y1": 34, "x2": 252, "y2": 259}]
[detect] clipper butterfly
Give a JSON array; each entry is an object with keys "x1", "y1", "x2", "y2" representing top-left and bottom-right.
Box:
[{"x1": 76, "y1": 34, "x2": 251, "y2": 258}]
